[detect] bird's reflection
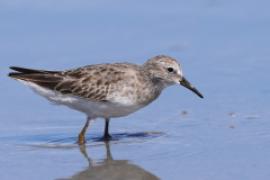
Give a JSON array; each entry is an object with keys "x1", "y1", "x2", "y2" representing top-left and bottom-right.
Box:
[{"x1": 58, "y1": 142, "x2": 159, "y2": 180}]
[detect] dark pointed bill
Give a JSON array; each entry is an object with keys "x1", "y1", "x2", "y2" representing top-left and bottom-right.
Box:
[{"x1": 180, "y1": 77, "x2": 204, "y2": 98}]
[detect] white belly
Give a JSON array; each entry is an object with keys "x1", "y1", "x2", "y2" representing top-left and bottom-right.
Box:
[
  {"x1": 19, "y1": 80, "x2": 143, "y2": 118},
  {"x1": 65, "y1": 98, "x2": 143, "y2": 118}
]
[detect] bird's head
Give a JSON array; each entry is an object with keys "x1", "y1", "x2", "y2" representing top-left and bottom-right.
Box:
[{"x1": 144, "y1": 55, "x2": 203, "y2": 98}]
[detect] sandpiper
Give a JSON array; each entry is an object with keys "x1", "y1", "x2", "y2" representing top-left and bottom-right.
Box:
[{"x1": 9, "y1": 55, "x2": 203, "y2": 144}]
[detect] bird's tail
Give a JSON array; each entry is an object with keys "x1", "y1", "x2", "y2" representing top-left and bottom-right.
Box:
[{"x1": 8, "y1": 66, "x2": 63, "y2": 90}]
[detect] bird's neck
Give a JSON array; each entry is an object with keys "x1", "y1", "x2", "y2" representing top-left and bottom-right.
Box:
[{"x1": 135, "y1": 77, "x2": 165, "y2": 106}]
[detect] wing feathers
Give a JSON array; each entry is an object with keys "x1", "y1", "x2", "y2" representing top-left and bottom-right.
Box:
[
  {"x1": 9, "y1": 66, "x2": 60, "y2": 74},
  {"x1": 9, "y1": 66, "x2": 63, "y2": 90},
  {"x1": 8, "y1": 64, "x2": 133, "y2": 102}
]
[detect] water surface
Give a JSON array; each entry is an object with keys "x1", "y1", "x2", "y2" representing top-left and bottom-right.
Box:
[{"x1": 1, "y1": 0, "x2": 270, "y2": 179}]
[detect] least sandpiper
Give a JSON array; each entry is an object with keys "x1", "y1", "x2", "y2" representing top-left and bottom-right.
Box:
[{"x1": 9, "y1": 55, "x2": 203, "y2": 144}]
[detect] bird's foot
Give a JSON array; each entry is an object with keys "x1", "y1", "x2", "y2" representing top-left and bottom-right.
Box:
[
  {"x1": 102, "y1": 134, "x2": 112, "y2": 141},
  {"x1": 77, "y1": 134, "x2": 86, "y2": 145}
]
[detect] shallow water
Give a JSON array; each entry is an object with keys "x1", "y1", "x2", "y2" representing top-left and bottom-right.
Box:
[{"x1": 1, "y1": 0, "x2": 270, "y2": 180}]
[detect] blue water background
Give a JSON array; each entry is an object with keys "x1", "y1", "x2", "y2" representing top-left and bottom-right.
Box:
[{"x1": 0, "y1": 1, "x2": 270, "y2": 179}]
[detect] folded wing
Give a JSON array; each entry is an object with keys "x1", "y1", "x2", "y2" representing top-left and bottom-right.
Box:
[{"x1": 8, "y1": 65, "x2": 125, "y2": 102}]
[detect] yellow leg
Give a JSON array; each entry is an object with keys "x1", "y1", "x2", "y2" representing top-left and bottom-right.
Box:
[{"x1": 77, "y1": 117, "x2": 91, "y2": 145}]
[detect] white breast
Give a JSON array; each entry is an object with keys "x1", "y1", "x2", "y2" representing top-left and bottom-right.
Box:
[{"x1": 19, "y1": 80, "x2": 144, "y2": 118}]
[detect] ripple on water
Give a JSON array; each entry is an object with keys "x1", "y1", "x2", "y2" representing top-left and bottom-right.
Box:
[{"x1": 2, "y1": 131, "x2": 165, "y2": 149}]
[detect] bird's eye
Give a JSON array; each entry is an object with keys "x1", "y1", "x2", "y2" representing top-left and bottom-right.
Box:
[{"x1": 167, "y1": 67, "x2": 174, "y2": 73}]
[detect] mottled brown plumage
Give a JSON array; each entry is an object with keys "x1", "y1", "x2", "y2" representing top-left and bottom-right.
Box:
[{"x1": 9, "y1": 55, "x2": 203, "y2": 144}]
